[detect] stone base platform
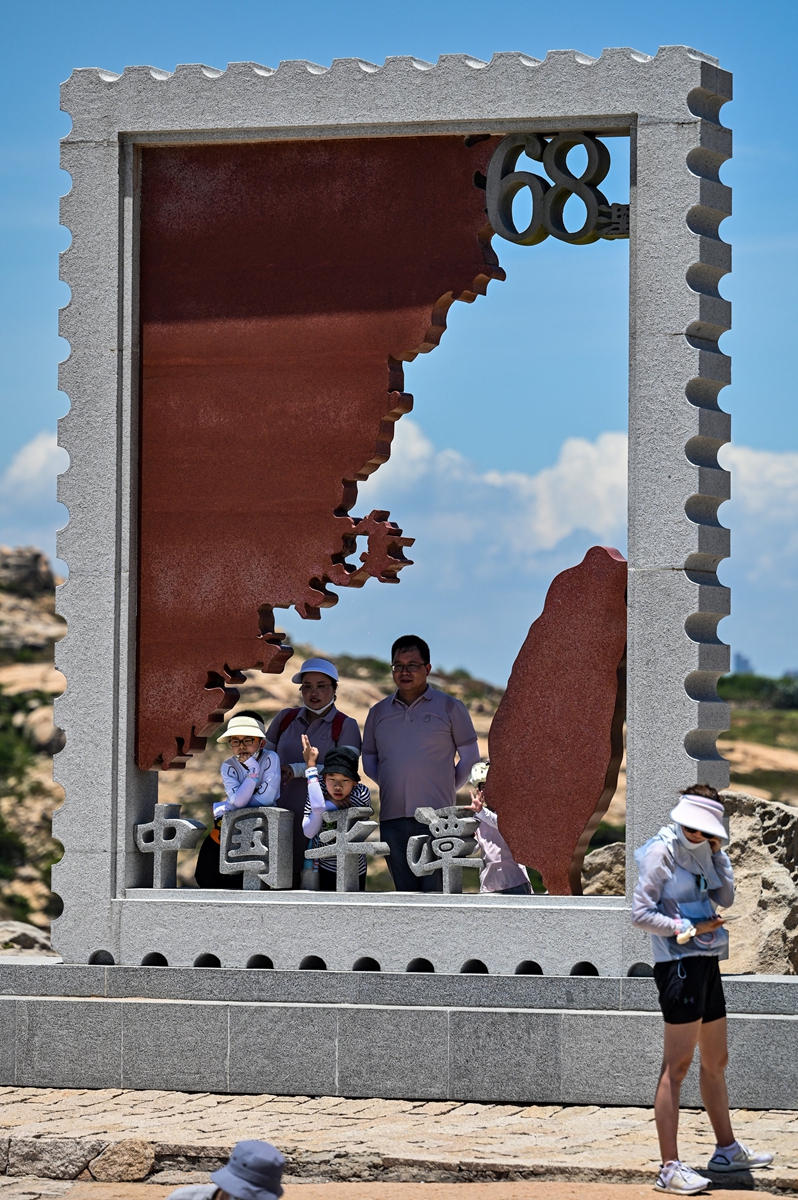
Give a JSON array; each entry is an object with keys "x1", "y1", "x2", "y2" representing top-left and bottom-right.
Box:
[{"x1": 1, "y1": 965, "x2": 797, "y2": 1108}]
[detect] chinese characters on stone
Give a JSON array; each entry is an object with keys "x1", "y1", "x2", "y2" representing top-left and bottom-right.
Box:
[
  {"x1": 218, "y1": 807, "x2": 293, "y2": 890},
  {"x1": 134, "y1": 803, "x2": 206, "y2": 889},
  {"x1": 305, "y1": 806, "x2": 390, "y2": 891},
  {"x1": 407, "y1": 806, "x2": 483, "y2": 893},
  {"x1": 136, "y1": 803, "x2": 479, "y2": 893},
  {"x1": 135, "y1": 804, "x2": 294, "y2": 890}
]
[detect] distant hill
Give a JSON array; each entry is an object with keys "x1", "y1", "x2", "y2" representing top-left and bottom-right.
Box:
[
  {"x1": 288, "y1": 640, "x2": 505, "y2": 713},
  {"x1": 716, "y1": 672, "x2": 798, "y2": 803},
  {"x1": 718, "y1": 671, "x2": 798, "y2": 713}
]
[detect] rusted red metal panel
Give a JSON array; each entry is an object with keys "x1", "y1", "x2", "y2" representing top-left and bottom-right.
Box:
[
  {"x1": 485, "y1": 546, "x2": 627, "y2": 895},
  {"x1": 137, "y1": 135, "x2": 500, "y2": 769}
]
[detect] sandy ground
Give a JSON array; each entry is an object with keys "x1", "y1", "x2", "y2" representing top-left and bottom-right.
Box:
[
  {"x1": 0, "y1": 664, "x2": 66, "y2": 696},
  {"x1": 719, "y1": 741, "x2": 798, "y2": 773},
  {"x1": 0, "y1": 1181, "x2": 788, "y2": 1199}
]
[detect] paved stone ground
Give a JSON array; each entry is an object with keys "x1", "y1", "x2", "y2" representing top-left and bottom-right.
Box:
[
  {"x1": 0, "y1": 1090, "x2": 794, "y2": 1195},
  {"x1": 0, "y1": 1182, "x2": 792, "y2": 1200}
]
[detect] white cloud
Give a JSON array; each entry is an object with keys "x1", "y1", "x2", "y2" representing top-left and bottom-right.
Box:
[
  {"x1": 483, "y1": 432, "x2": 628, "y2": 550},
  {"x1": 342, "y1": 426, "x2": 798, "y2": 678},
  {"x1": 360, "y1": 420, "x2": 628, "y2": 559},
  {"x1": 719, "y1": 443, "x2": 798, "y2": 589},
  {"x1": 2, "y1": 422, "x2": 797, "y2": 678},
  {"x1": 0, "y1": 432, "x2": 69, "y2": 570},
  {"x1": 0, "y1": 432, "x2": 68, "y2": 503},
  {"x1": 721, "y1": 443, "x2": 798, "y2": 518},
  {"x1": 374, "y1": 419, "x2": 435, "y2": 489},
  {"x1": 371, "y1": 426, "x2": 798, "y2": 571}
]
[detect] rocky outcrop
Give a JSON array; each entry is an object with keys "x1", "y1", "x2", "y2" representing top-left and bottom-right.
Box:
[
  {"x1": 0, "y1": 758, "x2": 64, "y2": 929},
  {"x1": 8, "y1": 1137, "x2": 106, "y2": 1179},
  {"x1": 88, "y1": 1139, "x2": 155, "y2": 1182},
  {"x1": 0, "y1": 591, "x2": 65, "y2": 657},
  {"x1": 0, "y1": 545, "x2": 54, "y2": 597},
  {"x1": 0, "y1": 919, "x2": 53, "y2": 952},
  {"x1": 0, "y1": 547, "x2": 64, "y2": 659},
  {"x1": 721, "y1": 789, "x2": 798, "y2": 974},
  {"x1": 581, "y1": 792, "x2": 798, "y2": 974},
  {"x1": 581, "y1": 841, "x2": 625, "y2": 895},
  {"x1": 20, "y1": 704, "x2": 66, "y2": 755}
]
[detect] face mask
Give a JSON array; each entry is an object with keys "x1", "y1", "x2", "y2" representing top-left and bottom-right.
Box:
[
  {"x1": 673, "y1": 825, "x2": 722, "y2": 889},
  {"x1": 675, "y1": 824, "x2": 709, "y2": 853},
  {"x1": 304, "y1": 701, "x2": 334, "y2": 715}
]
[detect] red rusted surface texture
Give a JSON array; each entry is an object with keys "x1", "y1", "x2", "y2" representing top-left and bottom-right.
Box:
[
  {"x1": 484, "y1": 546, "x2": 627, "y2": 895},
  {"x1": 138, "y1": 136, "x2": 502, "y2": 770}
]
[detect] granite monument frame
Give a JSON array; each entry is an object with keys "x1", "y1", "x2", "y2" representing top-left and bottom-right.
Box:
[{"x1": 53, "y1": 46, "x2": 732, "y2": 972}]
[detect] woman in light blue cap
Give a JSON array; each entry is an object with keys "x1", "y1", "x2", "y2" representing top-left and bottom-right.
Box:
[
  {"x1": 263, "y1": 657, "x2": 362, "y2": 887},
  {"x1": 167, "y1": 1140, "x2": 284, "y2": 1200}
]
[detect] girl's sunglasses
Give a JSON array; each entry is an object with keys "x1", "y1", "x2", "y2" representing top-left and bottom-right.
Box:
[{"x1": 682, "y1": 826, "x2": 708, "y2": 837}]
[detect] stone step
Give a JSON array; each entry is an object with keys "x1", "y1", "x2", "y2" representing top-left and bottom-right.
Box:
[{"x1": 0, "y1": 1090, "x2": 795, "y2": 1192}]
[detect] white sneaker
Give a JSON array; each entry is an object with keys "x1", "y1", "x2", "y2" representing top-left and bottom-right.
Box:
[
  {"x1": 655, "y1": 1161, "x2": 711, "y2": 1194},
  {"x1": 708, "y1": 1140, "x2": 774, "y2": 1172}
]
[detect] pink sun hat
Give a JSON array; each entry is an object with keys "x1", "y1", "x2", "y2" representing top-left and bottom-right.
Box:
[{"x1": 670, "y1": 793, "x2": 728, "y2": 840}]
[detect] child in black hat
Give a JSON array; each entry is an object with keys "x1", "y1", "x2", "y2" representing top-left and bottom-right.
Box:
[{"x1": 301, "y1": 734, "x2": 372, "y2": 890}]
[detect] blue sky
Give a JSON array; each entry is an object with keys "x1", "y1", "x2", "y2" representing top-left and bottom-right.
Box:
[{"x1": 1, "y1": 0, "x2": 797, "y2": 683}]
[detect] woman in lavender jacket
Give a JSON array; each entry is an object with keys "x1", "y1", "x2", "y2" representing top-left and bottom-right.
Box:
[{"x1": 632, "y1": 785, "x2": 772, "y2": 1195}]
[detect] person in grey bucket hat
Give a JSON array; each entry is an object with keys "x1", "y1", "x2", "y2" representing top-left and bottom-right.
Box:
[{"x1": 167, "y1": 1140, "x2": 284, "y2": 1200}]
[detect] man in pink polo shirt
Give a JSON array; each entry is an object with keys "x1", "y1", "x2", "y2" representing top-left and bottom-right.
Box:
[{"x1": 362, "y1": 635, "x2": 480, "y2": 892}]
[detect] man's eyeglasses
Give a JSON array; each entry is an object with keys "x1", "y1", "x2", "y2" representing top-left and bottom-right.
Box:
[
  {"x1": 391, "y1": 662, "x2": 427, "y2": 672},
  {"x1": 229, "y1": 737, "x2": 260, "y2": 749}
]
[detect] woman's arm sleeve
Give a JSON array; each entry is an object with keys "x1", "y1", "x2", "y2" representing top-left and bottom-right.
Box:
[
  {"x1": 214, "y1": 761, "x2": 258, "y2": 817},
  {"x1": 710, "y1": 851, "x2": 735, "y2": 908},
  {"x1": 476, "y1": 805, "x2": 499, "y2": 828},
  {"x1": 263, "y1": 713, "x2": 283, "y2": 750},
  {"x1": 339, "y1": 715, "x2": 362, "y2": 754},
  {"x1": 631, "y1": 847, "x2": 691, "y2": 937},
  {"x1": 261, "y1": 752, "x2": 281, "y2": 806},
  {"x1": 302, "y1": 771, "x2": 326, "y2": 837}
]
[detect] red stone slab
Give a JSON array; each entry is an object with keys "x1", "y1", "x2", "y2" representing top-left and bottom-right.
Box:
[
  {"x1": 485, "y1": 546, "x2": 627, "y2": 894},
  {"x1": 137, "y1": 135, "x2": 502, "y2": 769}
]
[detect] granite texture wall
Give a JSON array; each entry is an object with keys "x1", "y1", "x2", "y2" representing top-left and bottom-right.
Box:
[
  {"x1": 114, "y1": 890, "x2": 648, "y2": 974},
  {"x1": 52, "y1": 47, "x2": 732, "y2": 972},
  {"x1": 0, "y1": 967, "x2": 795, "y2": 1107}
]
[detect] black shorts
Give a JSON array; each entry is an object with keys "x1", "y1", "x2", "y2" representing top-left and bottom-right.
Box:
[{"x1": 654, "y1": 955, "x2": 726, "y2": 1025}]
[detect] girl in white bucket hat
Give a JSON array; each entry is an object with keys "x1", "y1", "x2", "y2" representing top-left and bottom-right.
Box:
[
  {"x1": 633, "y1": 784, "x2": 773, "y2": 1193},
  {"x1": 194, "y1": 711, "x2": 281, "y2": 889}
]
